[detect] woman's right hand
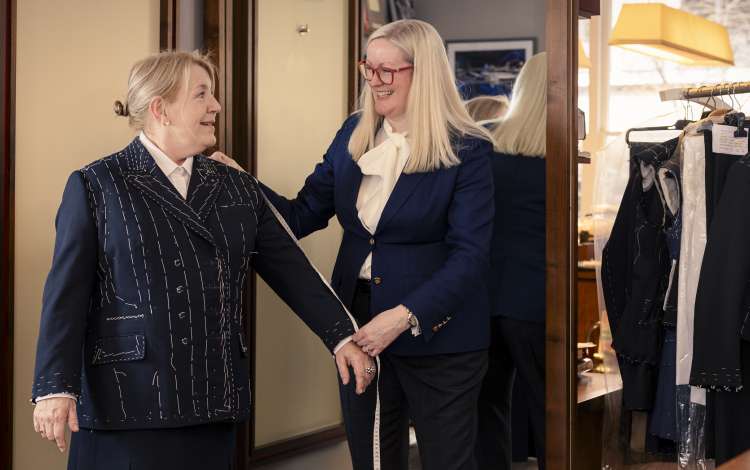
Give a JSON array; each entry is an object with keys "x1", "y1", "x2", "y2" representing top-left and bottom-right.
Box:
[
  {"x1": 209, "y1": 151, "x2": 246, "y2": 173},
  {"x1": 33, "y1": 397, "x2": 78, "y2": 452}
]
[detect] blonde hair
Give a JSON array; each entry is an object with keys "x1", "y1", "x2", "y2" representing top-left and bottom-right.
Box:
[
  {"x1": 114, "y1": 50, "x2": 217, "y2": 130},
  {"x1": 489, "y1": 52, "x2": 546, "y2": 157},
  {"x1": 348, "y1": 19, "x2": 492, "y2": 174},
  {"x1": 465, "y1": 95, "x2": 510, "y2": 123}
]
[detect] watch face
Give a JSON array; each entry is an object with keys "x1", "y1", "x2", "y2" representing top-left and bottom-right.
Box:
[{"x1": 408, "y1": 314, "x2": 417, "y2": 327}]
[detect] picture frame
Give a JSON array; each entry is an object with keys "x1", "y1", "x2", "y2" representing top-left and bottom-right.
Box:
[{"x1": 446, "y1": 38, "x2": 536, "y2": 100}]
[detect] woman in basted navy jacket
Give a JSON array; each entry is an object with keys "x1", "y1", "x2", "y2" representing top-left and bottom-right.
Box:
[
  {"x1": 473, "y1": 52, "x2": 548, "y2": 470},
  {"x1": 215, "y1": 19, "x2": 495, "y2": 470},
  {"x1": 30, "y1": 51, "x2": 373, "y2": 470}
]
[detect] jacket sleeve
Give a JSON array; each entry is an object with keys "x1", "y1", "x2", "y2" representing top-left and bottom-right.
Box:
[
  {"x1": 31, "y1": 171, "x2": 98, "y2": 402},
  {"x1": 250, "y1": 176, "x2": 356, "y2": 353},
  {"x1": 258, "y1": 116, "x2": 358, "y2": 239},
  {"x1": 401, "y1": 140, "x2": 495, "y2": 342}
]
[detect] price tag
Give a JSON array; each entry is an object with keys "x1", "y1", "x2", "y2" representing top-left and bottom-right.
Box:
[{"x1": 712, "y1": 124, "x2": 748, "y2": 156}]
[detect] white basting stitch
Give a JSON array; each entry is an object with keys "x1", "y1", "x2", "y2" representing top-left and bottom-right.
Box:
[
  {"x1": 152, "y1": 370, "x2": 165, "y2": 420},
  {"x1": 105, "y1": 314, "x2": 144, "y2": 321},
  {"x1": 113, "y1": 368, "x2": 128, "y2": 420},
  {"x1": 139, "y1": 193, "x2": 170, "y2": 318},
  {"x1": 171, "y1": 222, "x2": 199, "y2": 416},
  {"x1": 87, "y1": 167, "x2": 114, "y2": 304},
  {"x1": 160, "y1": 208, "x2": 183, "y2": 417},
  {"x1": 213, "y1": 205, "x2": 236, "y2": 411},
  {"x1": 104, "y1": 160, "x2": 143, "y2": 304},
  {"x1": 125, "y1": 179, "x2": 153, "y2": 314}
]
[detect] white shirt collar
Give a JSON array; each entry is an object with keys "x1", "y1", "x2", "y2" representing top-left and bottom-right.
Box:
[{"x1": 139, "y1": 131, "x2": 193, "y2": 177}]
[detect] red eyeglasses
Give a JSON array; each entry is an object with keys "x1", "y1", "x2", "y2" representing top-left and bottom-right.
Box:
[{"x1": 358, "y1": 60, "x2": 414, "y2": 85}]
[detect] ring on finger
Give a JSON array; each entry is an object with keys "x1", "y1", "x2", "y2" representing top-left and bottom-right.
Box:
[{"x1": 365, "y1": 366, "x2": 376, "y2": 375}]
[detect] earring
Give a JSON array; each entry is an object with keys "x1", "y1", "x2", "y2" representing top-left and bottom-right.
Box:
[{"x1": 164, "y1": 120, "x2": 171, "y2": 126}]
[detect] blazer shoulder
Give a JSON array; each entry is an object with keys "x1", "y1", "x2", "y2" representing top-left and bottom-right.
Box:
[
  {"x1": 79, "y1": 140, "x2": 141, "y2": 178},
  {"x1": 455, "y1": 135, "x2": 493, "y2": 163}
]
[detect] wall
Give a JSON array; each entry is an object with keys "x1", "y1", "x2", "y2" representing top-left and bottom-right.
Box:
[
  {"x1": 415, "y1": 0, "x2": 546, "y2": 50},
  {"x1": 254, "y1": 0, "x2": 349, "y2": 447},
  {"x1": 13, "y1": 1, "x2": 160, "y2": 468}
]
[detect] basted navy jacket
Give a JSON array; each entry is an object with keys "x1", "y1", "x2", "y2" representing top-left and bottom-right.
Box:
[{"x1": 32, "y1": 137, "x2": 355, "y2": 430}]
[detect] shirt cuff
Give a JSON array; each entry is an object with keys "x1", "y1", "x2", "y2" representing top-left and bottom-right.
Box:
[
  {"x1": 35, "y1": 393, "x2": 78, "y2": 403},
  {"x1": 333, "y1": 336, "x2": 353, "y2": 354}
]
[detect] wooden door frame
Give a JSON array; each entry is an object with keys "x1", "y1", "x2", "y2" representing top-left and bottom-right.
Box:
[
  {"x1": 545, "y1": 0, "x2": 579, "y2": 468},
  {"x1": 1, "y1": 0, "x2": 15, "y2": 468}
]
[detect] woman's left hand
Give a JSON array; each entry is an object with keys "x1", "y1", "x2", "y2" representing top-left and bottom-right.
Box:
[
  {"x1": 209, "y1": 151, "x2": 246, "y2": 173},
  {"x1": 353, "y1": 305, "x2": 410, "y2": 357}
]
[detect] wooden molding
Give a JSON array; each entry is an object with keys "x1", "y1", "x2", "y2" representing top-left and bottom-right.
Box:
[
  {"x1": 159, "y1": 0, "x2": 177, "y2": 50},
  {"x1": 249, "y1": 424, "x2": 347, "y2": 466},
  {"x1": 545, "y1": 0, "x2": 578, "y2": 468},
  {"x1": 0, "y1": 1, "x2": 14, "y2": 468},
  {"x1": 347, "y1": 0, "x2": 361, "y2": 113}
]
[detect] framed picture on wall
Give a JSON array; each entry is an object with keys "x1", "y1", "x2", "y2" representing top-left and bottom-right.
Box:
[
  {"x1": 446, "y1": 38, "x2": 535, "y2": 100},
  {"x1": 362, "y1": 0, "x2": 387, "y2": 37}
]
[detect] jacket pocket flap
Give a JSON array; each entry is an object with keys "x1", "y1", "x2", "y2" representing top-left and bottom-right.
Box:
[{"x1": 92, "y1": 334, "x2": 146, "y2": 365}]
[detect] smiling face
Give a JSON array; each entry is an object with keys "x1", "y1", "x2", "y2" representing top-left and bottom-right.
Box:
[
  {"x1": 364, "y1": 38, "x2": 413, "y2": 125},
  {"x1": 161, "y1": 64, "x2": 221, "y2": 157}
]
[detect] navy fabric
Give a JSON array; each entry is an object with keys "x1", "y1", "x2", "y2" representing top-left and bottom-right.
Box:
[
  {"x1": 67, "y1": 423, "x2": 236, "y2": 470},
  {"x1": 486, "y1": 152, "x2": 545, "y2": 322},
  {"x1": 261, "y1": 114, "x2": 495, "y2": 355},
  {"x1": 32, "y1": 138, "x2": 355, "y2": 430}
]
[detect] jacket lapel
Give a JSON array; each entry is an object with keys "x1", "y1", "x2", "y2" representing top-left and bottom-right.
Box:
[
  {"x1": 376, "y1": 171, "x2": 427, "y2": 232},
  {"x1": 121, "y1": 138, "x2": 217, "y2": 247},
  {"x1": 187, "y1": 156, "x2": 228, "y2": 221}
]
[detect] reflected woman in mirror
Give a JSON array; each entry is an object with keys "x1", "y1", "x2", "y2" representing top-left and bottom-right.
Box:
[
  {"x1": 213, "y1": 18, "x2": 495, "y2": 470},
  {"x1": 472, "y1": 52, "x2": 548, "y2": 470},
  {"x1": 465, "y1": 94, "x2": 510, "y2": 123},
  {"x1": 30, "y1": 50, "x2": 373, "y2": 470}
]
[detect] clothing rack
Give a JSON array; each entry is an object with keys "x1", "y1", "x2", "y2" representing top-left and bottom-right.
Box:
[
  {"x1": 660, "y1": 81, "x2": 750, "y2": 101},
  {"x1": 659, "y1": 82, "x2": 750, "y2": 110}
]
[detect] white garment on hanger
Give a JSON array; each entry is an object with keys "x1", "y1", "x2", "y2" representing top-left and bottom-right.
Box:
[{"x1": 676, "y1": 128, "x2": 708, "y2": 405}]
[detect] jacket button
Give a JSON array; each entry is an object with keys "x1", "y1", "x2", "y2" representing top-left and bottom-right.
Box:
[
  {"x1": 373, "y1": 277, "x2": 382, "y2": 285},
  {"x1": 369, "y1": 238, "x2": 375, "y2": 246},
  {"x1": 181, "y1": 338, "x2": 189, "y2": 345},
  {"x1": 174, "y1": 259, "x2": 182, "y2": 267},
  {"x1": 176, "y1": 285, "x2": 185, "y2": 294},
  {"x1": 178, "y1": 312, "x2": 186, "y2": 319}
]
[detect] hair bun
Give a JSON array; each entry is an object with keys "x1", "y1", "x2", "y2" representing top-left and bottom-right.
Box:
[{"x1": 113, "y1": 100, "x2": 130, "y2": 117}]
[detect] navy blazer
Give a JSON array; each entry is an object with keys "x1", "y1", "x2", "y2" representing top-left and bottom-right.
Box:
[
  {"x1": 488, "y1": 152, "x2": 546, "y2": 323},
  {"x1": 32, "y1": 138, "x2": 355, "y2": 430},
  {"x1": 262, "y1": 115, "x2": 495, "y2": 355}
]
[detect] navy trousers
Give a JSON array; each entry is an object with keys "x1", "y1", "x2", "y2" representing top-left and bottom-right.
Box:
[{"x1": 68, "y1": 422, "x2": 236, "y2": 470}]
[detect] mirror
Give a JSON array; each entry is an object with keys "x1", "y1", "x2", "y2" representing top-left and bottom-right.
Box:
[{"x1": 162, "y1": 2, "x2": 588, "y2": 469}]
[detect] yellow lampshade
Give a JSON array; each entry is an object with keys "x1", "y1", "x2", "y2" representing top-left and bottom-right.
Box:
[
  {"x1": 579, "y1": 39, "x2": 591, "y2": 69},
  {"x1": 609, "y1": 3, "x2": 734, "y2": 66}
]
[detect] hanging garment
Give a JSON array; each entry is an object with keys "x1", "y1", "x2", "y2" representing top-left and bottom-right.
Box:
[
  {"x1": 691, "y1": 153, "x2": 750, "y2": 391},
  {"x1": 690, "y1": 122, "x2": 750, "y2": 466},
  {"x1": 602, "y1": 138, "x2": 677, "y2": 410},
  {"x1": 675, "y1": 132, "x2": 708, "y2": 399},
  {"x1": 646, "y1": 141, "x2": 684, "y2": 443}
]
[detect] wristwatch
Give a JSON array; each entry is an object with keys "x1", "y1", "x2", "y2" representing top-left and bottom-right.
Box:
[
  {"x1": 407, "y1": 311, "x2": 418, "y2": 328},
  {"x1": 405, "y1": 307, "x2": 420, "y2": 336}
]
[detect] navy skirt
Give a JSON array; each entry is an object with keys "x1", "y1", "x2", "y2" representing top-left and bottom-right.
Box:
[{"x1": 68, "y1": 423, "x2": 237, "y2": 470}]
